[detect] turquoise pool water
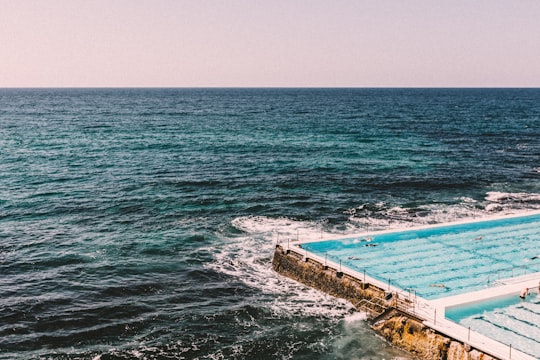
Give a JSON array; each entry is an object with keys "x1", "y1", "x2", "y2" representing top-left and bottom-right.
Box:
[
  {"x1": 446, "y1": 293, "x2": 540, "y2": 359},
  {"x1": 446, "y1": 295, "x2": 523, "y2": 321},
  {"x1": 301, "y1": 213, "x2": 540, "y2": 299}
]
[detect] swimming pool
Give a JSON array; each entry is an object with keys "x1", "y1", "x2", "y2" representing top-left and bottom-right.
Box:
[
  {"x1": 301, "y1": 213, "x2": 540, "y2": 299},
  {"x1": 446, "y1": 292, "x2": 540, "y2": 359}
]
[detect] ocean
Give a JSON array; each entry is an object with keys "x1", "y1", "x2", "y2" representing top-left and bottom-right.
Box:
[{"x1": 0, "y1": 88, "x2": 539, "y2": 359}]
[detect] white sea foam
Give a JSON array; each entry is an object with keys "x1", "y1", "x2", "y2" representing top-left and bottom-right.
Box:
[
  {"x1": 230, "y1": 215, "x2": 337, "y2": 242},
  {"x1": 485, "y1": 191, "x2": 540, "y2": 203},
  {"x1": 459, "y1": 196, "x2": 477, "y2": 203},
  {"x1": 483, "y1": 191, "x2": 540, "y2": 214},
  {"x1": 485, "y1": 203, "x2": 504, "y2": 212},
  {"x1": 342, "y1": 311, "x2": 368, "y2": 323},
  {"x1": 346, "y1": 194, "x2": 540, "y2": 232},
  {"x1": 129, "y1": 350, "x2": 143, "y2": 358},
  {"x1": 347, "y1": 202, "x2": 485, "y2": 232},
  {"x1": 206, "y1": 216, "x2": 356, "y2": 319}
]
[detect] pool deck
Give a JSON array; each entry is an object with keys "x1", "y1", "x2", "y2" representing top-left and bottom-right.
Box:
[{"x1": 279, "y1": 211, "x2": 540, "y2": 360}]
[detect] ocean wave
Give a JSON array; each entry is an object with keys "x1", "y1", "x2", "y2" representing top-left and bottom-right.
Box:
[
  {"x1": 206, "y1": 218, "x2": 356, "y2": 319},
  {"x1": 230, "y1": 215, "x2": 338, "y2": 242},
  {"x1": 346, "y1": 201, "x2": 483, "y2": 231},
  {"x1": 485, "y1": 191, "x2": 540, "y2": 203},
  {"x1": 344, "y1": 193, "x2": 540, "y2": 232},
  {"x1": 483, "y1": 191, "x2": 540, "y2": 213}
]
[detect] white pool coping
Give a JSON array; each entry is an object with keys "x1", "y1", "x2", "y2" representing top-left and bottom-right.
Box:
[{"x1": 430, "y1": 273, "x2": 540, "y2": 310}]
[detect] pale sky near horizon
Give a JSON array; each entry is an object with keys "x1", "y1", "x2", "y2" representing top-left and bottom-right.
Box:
[{"x1": 1, "y1": 0, "x2": 540, "y2": 87}]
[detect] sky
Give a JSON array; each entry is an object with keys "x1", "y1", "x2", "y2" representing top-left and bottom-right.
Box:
[{"x1": 1, "y1": 0, "x2": 540, "y2": 87}]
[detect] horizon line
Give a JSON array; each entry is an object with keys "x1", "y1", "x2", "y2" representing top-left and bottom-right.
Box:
[{"x1": 1, "y1": 86, "x2": 540, "y2": 90}]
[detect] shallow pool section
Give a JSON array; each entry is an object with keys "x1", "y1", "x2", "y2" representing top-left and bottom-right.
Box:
[
  {"x1": 446, "y1": 293, "x2": 540, "y2": 359},
  {"x1": 301, "y1": 213, "x2": 540, "y2": 299}
]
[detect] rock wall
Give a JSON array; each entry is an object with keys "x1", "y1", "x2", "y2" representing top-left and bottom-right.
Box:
[
  {"x1": 272, "y1": 246, "x2": 386, "y2": 314},
  {"x1": 371, "y1": 312, "x2": 494, "y2": 360},
  {"x1": 272, "y1": 246, "x2": 500, "y2": 360}
]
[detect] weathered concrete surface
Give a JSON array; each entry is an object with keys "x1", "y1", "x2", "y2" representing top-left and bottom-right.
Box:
[{"x1": 272, "y1": 246, "x2": 501, "y2": 360}]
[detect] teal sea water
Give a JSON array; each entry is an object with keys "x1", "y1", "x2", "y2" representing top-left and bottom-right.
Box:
[{"x1": 1, "y1": 88, "x2": 539, "y2": 359}]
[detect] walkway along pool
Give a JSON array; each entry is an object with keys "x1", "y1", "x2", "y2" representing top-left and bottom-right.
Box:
[{"x1": 274, "y1": 211, "x2": 540, "y2": 360}]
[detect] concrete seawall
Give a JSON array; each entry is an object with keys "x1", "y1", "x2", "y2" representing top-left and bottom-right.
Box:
[{"x1": 272, "y1": 245, "x2": 499, "y2": 360}]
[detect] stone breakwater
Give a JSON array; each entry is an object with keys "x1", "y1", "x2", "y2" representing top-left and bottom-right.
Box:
[{"x1": 272, "y1": 245, "x2": 498, "y2": 360}]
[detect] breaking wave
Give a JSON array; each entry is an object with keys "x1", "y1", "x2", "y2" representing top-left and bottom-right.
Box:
[
  {"x1": 206, "y1": 217, "x2": 356, "y2": 319},
  {"x1": 344, "y1": 192, "x2": 540, "y2": 231},
  {"x1": 205, "y1": 215, "x2": 413, "y2": 359}
]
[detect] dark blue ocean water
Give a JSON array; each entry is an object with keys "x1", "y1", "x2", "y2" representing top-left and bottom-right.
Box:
[{"x1": 0, "y1": 88, "x2": 539, "y2": 359}]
